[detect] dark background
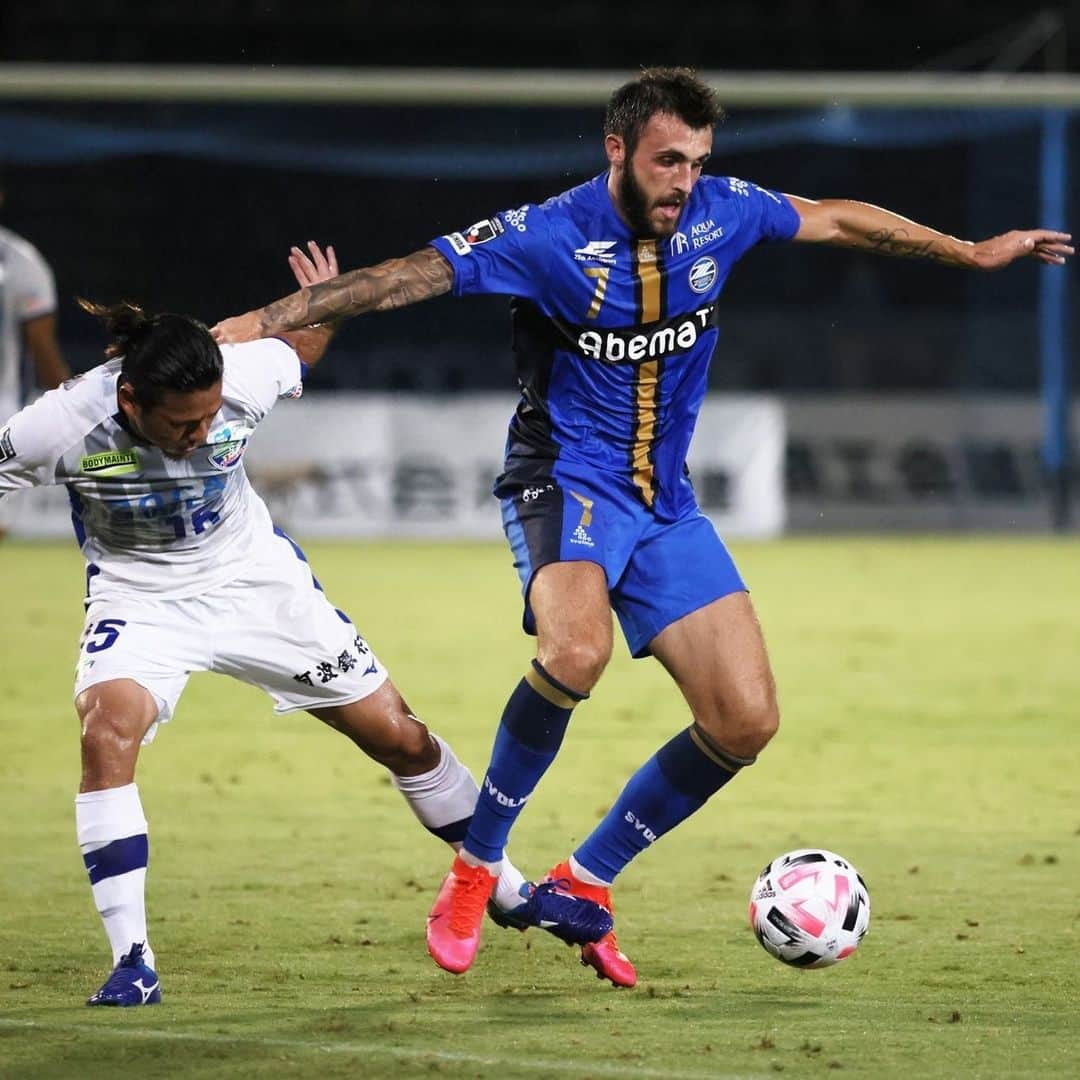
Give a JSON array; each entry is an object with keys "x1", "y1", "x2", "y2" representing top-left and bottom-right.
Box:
[
  {"x1": 2, "y1": 2, "x2": 1076, "y2": 73},
  {"x1": 0, "y1": 2, "x2": 1074, "y2": 395}
]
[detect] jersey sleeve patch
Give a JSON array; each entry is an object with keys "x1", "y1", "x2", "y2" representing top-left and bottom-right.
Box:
[
  {"x1": 430, "y1": 204, "x2": 551, "y2": 300},
  {"x1": 0, "y1": 427, "x2": 14, "y2": 463}
]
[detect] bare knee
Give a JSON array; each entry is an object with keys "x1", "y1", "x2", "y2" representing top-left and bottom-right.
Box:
[
  {"x1": 384, "y1": 713, "x2": 437, "y2": 775},
  {"x1": 314, "y1": 688, "x2": 438, "y2": 775},
  {"x1": 76, "y1": 683, "x2": 154, "y2": 789},
  {"x1": 695, "y1": 679, "x2": 780, "y2": 760},
  {"x1": 536, "y1": 635, "x2": 611, "y2": 695}
]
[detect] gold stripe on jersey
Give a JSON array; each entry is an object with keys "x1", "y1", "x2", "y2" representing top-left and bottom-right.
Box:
[
  {"x1": 630, "y1": 239, "x2": 663, "y2": 507},
  {"x1": 636, "y1": 239, "x2": 662, "y2": 323}
]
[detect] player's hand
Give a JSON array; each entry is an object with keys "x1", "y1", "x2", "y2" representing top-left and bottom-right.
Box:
[
  {"x1": 289, "y1": 240, "x2": 339, "y2": 288},
  {"x1": 211, "y1": 311, "x2": 264, "y2": 344},
  {"x1": 971, "y1": 229, "x2": 1073, "y2": 270}
]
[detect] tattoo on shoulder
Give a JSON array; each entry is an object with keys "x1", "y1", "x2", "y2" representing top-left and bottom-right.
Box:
[{"x1": 864, "y1": 228, "x2": 945, "y2": 262}]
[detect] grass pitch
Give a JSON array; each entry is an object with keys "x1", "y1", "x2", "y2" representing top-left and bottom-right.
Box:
[{"x1": 0, "y1": 537, "x2": 1077, "y2": 1079}]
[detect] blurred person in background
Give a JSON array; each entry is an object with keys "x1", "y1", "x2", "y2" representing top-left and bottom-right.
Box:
[
  {"x1": 0, "y1": 173, "x2": 71, "y2": 538},
  {"x1": 213, "y1": 67, "x2": 1071, "y2": 988},
  {"x1": 0, "y1": 243, "x2": 609, "y2": 1007}
]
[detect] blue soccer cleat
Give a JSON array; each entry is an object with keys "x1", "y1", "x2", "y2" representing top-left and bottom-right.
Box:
[
  {"x1": 86, "y1": 942, "x2": 162, "y2": 1007},
  {"x1": 487, "y1": 880, "x2": 613, "y2": 946}
]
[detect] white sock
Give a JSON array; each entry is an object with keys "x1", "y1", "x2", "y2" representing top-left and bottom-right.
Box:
[
  {"x1": 493, "y1": 860, "x2": 528, "y2": 910},
  {"x1": 392, "y1": 733, "x2": 527, "y2": 909},
  {"x1": 75, "y1": 783, "x2": 154, "y2": 969},
  {"x1": 391, "y1": 733, "x2": 479, "y2": 832},
  {"x1": 570, "y1": 853, "x2": 613, "y2": 888}
]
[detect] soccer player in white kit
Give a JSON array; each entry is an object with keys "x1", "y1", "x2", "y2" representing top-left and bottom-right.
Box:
[
  {"x1": 0, "y1": 188, "x2": 71, "y2": 536},
  {"x1": 0, "y1": 244, "x2": 609, "y2": 1006}
]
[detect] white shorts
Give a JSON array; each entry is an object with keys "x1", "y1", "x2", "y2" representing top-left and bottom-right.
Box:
[{"x1": 73, "y1": 529, "x2": 388, "y2": 742}]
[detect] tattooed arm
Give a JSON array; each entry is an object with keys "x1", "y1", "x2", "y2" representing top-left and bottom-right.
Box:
[
  {"x1": 213, "y1": 246, "x2": 454, "y2": 344},
  {"x1": 785, "y1": 195, "x2": 1072, "y2": 270}
]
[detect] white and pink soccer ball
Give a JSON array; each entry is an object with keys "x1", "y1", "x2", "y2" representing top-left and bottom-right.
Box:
[{"x1": 749, "y1": 848, "x2": 870, "y2": 968}]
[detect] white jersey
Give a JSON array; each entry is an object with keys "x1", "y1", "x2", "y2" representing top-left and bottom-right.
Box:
[
  {"x1": 0, "y1": 224, "x2": 57, "y2": 416},
  {"x1": 0, "y1": 337, "x2": 303, "y2": 599}
]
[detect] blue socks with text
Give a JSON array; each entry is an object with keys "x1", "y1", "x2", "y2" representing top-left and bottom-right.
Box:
[
  {"x1": 462, "y1": 660, "x2": 587, "y2": 865},
  {"x1": 572, "y1": 724, "x2": 754, "y2": 885},
  {"x1": 75, "y1": 783, "x2": 153, "y2": 968}
]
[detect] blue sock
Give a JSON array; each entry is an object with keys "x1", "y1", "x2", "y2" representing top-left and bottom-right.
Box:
[
  {"x1": 573, "y1": 725, "x2": 752, "y2": 883},
  {"x1": 462, "y1": 661, "x2": 586, "y2": 864}
]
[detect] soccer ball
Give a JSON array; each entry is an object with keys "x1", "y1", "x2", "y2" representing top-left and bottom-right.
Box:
[{"x1": 749, "y1": 848, "x2": 870, "y2": 968}]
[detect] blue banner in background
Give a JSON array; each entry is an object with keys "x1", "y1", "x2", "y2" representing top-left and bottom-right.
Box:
[{"x1": 0, "y1": 104, "x2": 1048, "y2": 176}]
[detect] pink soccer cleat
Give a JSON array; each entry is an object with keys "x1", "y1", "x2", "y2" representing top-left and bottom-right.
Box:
[{"x1": 426, "y1": 854, "x2": 498, "y2": 974}]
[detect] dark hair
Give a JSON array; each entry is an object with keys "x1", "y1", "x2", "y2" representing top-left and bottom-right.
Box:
[
  {"x1": 79, "y1": 298, "x2": 222, "y2": 410},
  {"x1": 604, "y1": 67, "x2": 725, "y2": 156}
]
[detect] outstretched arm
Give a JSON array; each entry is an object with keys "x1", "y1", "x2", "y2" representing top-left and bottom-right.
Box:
[
  {"x1": 214, "y1": 245, "x2": 453, "y2": 344},
  {"x1": 273, "y1": 241, "x2": 342, "y2": 366},
  {"x1": 786, "y1": 195, "x2": 1072, "y2": 270}
]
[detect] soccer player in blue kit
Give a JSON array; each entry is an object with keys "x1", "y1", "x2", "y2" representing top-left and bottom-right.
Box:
[{"x1": 215, "y1": 68, "x2": 1072, "y2": 987}]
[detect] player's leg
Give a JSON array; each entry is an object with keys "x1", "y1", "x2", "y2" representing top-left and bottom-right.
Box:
[
  {"x1": 460, "y1": 559, "x2": 612, "y2": 867},
  {"x1": 572, "y1": 590, "x2": 777, "y2": 885},
  {"x1": 74, "y1": 600, "x2": 198, "y2": 1006},
  {"x1": 427, "y1": 474, "x2": 626, "y2": 972},
  {"x1": 76, "y1": 679, "x2": 163, "y2": 1007},
  {"x1": 552, "y1": 515, "x2": 774, "y2": 986},
  {"x1": 427, "y1": 560, "x2": 614, "y2": 971}
]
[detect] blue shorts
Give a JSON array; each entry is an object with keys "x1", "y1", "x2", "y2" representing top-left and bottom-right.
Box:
[{"x1": 499, "y1": 464, "x2": 746, "y2": 658}]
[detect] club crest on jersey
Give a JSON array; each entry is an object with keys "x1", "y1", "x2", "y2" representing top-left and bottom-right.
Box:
[
  {"x1": 207, "y1": 440, "x2": 247, "y2": 470},
  {"x1": 80, "y1": 449, "x2": 140, "y2": 476},
  {"x1": 206, "y1": 423, "x2": 253, "y2": 470},
  {"x1": 689, "y1": 256, "x2": 718, "y2": 293}
]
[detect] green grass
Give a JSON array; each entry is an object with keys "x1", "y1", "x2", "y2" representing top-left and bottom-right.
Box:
[{"x1": 1, "y1": 537, "x2": 1078, "y2": 1078}]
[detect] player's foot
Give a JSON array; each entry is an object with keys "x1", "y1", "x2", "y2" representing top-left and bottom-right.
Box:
[
  {"x1": 486, "y1": 880, "x2": 614, "y2": 945},
  {"x1": 426, "y1": 854, "x2": 498, "y2": 974},
  {"x1": 86, "y1": 942, "x2": 161, "y2": 1006},
  {"x1": 545, "y1": 860, "x2": 637, "y2": 988}
]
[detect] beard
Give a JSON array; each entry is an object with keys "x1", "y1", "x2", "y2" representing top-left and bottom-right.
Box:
[{"x1": 617, "y1": 163, "x2": 682, "y2": 238}]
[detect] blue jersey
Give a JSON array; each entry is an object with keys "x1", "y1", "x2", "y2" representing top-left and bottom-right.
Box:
[{"x1": 430, "y1": 173, "x2": 799, "y2": 521}]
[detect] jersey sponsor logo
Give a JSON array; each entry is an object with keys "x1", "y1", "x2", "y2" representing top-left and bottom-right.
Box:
[
  {"x1": 689, "y1": 256, "x2": 718, "y2": 293},
  {"x1": 463, "y1": 217, "x2": 505, "y2": 246},
  {"x1": 503, "y1": 206, "x2": 530, "y2": 232},
  {"x1": 573, "y1": 240, "x2": 618, "y2": 265},
  {"x1": 690, "y1": 218, "x2": 725, "y2": 249},
  {"x1": 670, "y1": 231, "x2": 689, "y2": 255},
  {"x1": 575, "y1": 304, "x2": 717, "y2": 364},
  {"x1": 79, "y1": 449, "x2": 140, "y2": 476},
  {"x1": 0, "y1": 427, "x2": 13, "y2": 463}
]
